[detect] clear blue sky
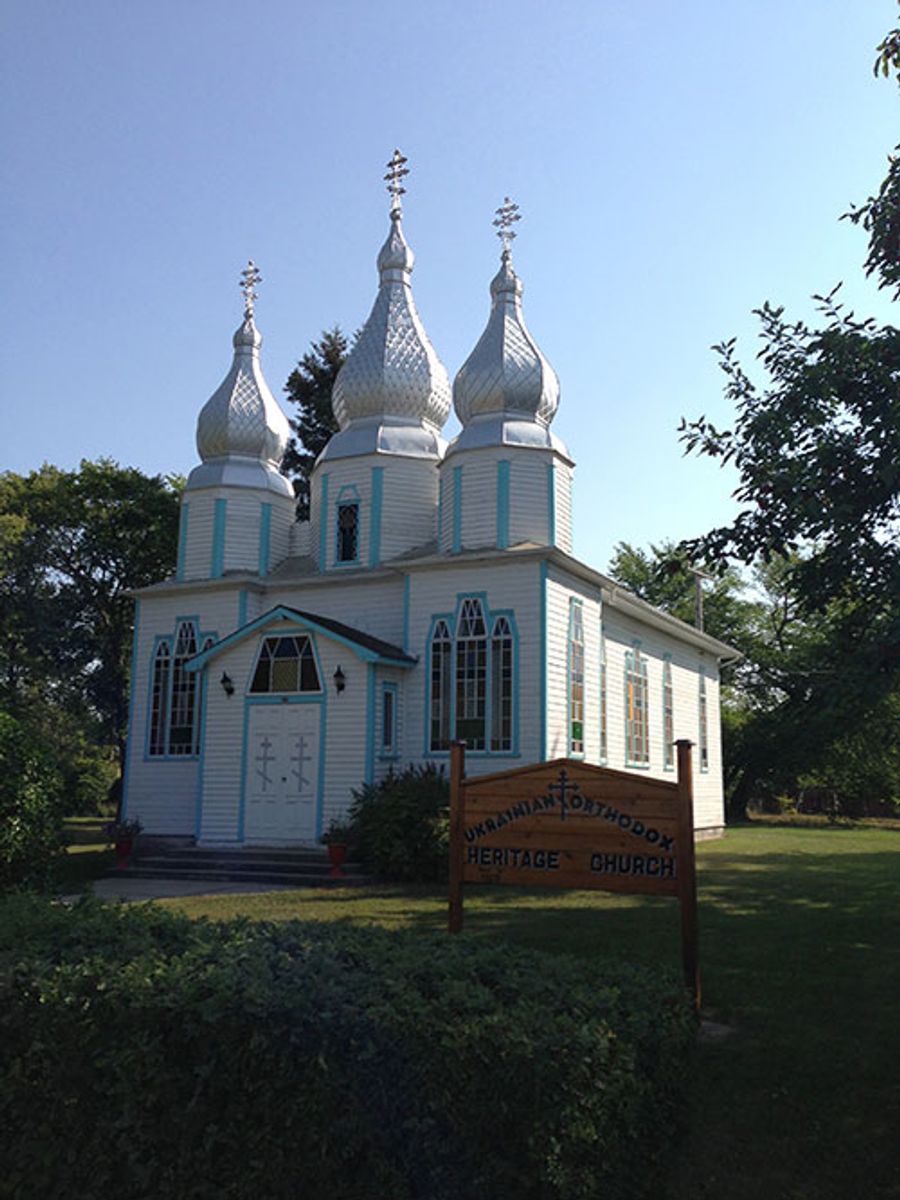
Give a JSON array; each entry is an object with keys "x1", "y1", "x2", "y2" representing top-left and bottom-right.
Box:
[{"x1": 2, "y1": 0, "x2": 896, "y2": 572}]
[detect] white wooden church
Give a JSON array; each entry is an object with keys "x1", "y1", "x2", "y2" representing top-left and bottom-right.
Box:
[{"x1": 122, "y1": 155, "x2": 734, "y2": 845}]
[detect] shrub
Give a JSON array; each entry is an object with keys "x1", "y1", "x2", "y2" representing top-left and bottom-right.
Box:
[
  {"x1": 349, "y1": 762, "x2": 449, "y2": 882},
  {"x1": 0, "y1": 712, "x2": 65, "y2": 892},
  {"x1": 0, "y1": 896, "x2": 696, "y2": 1200}
]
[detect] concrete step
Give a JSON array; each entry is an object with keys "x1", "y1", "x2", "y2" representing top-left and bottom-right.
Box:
[
  {"x1": 110, "y1": 865, "x2": 371, "y2": 887},
  {"x1": 110, "y1": 844, "x2": 371, "y2": 888},
  {"x1": 136, "y1": 853, "x2": 349, "y2": 875}
]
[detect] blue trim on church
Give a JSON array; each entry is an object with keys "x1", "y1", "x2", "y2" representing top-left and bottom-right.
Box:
[
  {"x1": 211, "y1": 499, "x2": 227, "y2": 578},
  {"x1": 259, "y1": 502, "x2": 272, "y2": 577},
  {"x1": 121, "y1": 599, "x2": 141, "y2": 820},
  {"x1": 497, "y1": 460, "x2": 510, "y2": 549},
  {"x1": 369, "y1": 467, "x2": 383, "y2": 566}
]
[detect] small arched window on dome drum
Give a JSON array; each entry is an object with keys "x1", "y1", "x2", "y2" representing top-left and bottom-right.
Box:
[
  {"x1": 491, "y1": 616, "x2": 513, "y2": 752},
  {"x1": 149, "y1": 641, "x2": 171, "y2": 756},
  {"x1": 429, "y1": 620, "x2": 452, "y2": 752},
  {"x1": 336, "y1": 500, "x2": 360, "y2": 564}
]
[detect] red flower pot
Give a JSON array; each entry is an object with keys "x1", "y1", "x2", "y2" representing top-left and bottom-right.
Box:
[
  {"x1": 327, "y1": 843, "x2": 348, "y2": 877},
  {"x1": 114, "y1": 837, "x2": 134, "y2": 871}
]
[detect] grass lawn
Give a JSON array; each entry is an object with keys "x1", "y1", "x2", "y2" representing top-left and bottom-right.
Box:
[{"x1": 158, "y1": 822, "x2": 900, "y2": 1200}]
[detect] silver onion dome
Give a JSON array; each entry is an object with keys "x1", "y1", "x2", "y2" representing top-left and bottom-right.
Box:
[
  {"x1": 453, "y1": 219, "x2": 560, "y2": 429},
  {"x1": 323, "y1": 151, "x2": 450, "y2": 461},
  {"x1": 187, "y1": 262, "x2": 292, "y2": 496}
]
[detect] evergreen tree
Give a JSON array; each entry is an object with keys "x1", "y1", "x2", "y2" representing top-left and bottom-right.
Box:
[{"x1": 281, "y1": 328, "x2": 346, "y2": 519}]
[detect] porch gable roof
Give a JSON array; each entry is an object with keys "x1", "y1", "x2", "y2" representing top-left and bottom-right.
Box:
[{"x1": 184, "y1": 605, "x2": 416, "y2": 672}]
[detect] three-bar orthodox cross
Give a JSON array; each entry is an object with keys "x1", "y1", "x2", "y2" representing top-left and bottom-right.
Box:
[
  {"x1": 493, "y1": 196, "x2": 521, "y2": 254},
  {"x1": 384, "y1": 148, "x2": 409, "y2": 216},
  {"x1": 240, "y1": 260, "x2": 262, "y2": 318}
]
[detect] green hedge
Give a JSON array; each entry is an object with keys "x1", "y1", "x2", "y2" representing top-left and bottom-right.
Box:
[
  {"x1": 0, "y1": 896, "x2": 696, "y2": 1200},
  {"x1": 349, "y1": 763, "x2": 449, "y2": 882}
]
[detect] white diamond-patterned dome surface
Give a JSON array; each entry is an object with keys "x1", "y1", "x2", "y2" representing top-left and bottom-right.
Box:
[
  {"x1": 331, "y1": 216, "x2": 451, "y2": 432},
  {"x1": 453, "y1": 252, "x2": 559, "y2": 427},
  {"x1": 196, "y1": 317, "x2": 291, "y2": 467}
]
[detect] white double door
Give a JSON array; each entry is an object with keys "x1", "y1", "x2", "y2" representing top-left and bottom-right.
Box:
[{"x1": 244, "y1": 703, "x2": 320, "y2": 842}]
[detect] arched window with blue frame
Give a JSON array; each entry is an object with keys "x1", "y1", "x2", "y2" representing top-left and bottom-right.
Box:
[
  {"x1": 147, "y1": 619, "x2": 216, "y2": 758},
  {"x1": 427, "y1": 598, "x2": 517, "y2": 756}
]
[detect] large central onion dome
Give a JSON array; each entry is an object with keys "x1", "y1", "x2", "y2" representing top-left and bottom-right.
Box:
[
  {"x1": 322, "y1": 150, "x2": 451, "y2": 461},
  {"x1": 450, "y1": 199, "x2": 567, "y2": 457},
  {"x1": 187, "y1": 261, "x2": 292, "y2": 496}
]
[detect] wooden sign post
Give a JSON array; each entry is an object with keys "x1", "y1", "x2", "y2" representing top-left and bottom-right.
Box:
[{"x1": 448, "y1": 740, "x2": 701, "y2": 1011}]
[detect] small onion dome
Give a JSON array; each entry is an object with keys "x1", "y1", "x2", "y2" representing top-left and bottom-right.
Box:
[
  {"x1": 330, "y1": 211, "x2": 451, "y2": 442},
  {"x1": 453, "y1": 248, "x2": 560, "y2": 428},
  {"x1": 188, "y1": 303, "x2": 292, "y2": 497}
]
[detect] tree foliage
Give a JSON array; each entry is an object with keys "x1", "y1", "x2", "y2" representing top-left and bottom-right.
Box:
[
  {"x1": 0, "y1": 712, "x2": 65, "y2": 891},
  {"x1": 0, "y1": 461, "x2": 181, "y2": 793},
  {"x1": 672, "y1": 23, "x2": 900, "y2": 818},
  {"x1": 842, "y1": 16, "x2": 900, "y2": 298},
  {"x1": 281, "y1": 328, "x2": 346, "y2": 519}
]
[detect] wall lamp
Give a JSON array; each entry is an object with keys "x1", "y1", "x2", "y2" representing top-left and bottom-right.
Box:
[
  {"x1": 333, "y1": 666, "x2": 346, "y2": 693},
  {"x1": 220, "y1": 672, "x2": 235, "y2": 697}
]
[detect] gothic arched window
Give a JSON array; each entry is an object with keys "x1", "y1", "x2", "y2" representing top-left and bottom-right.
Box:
[
  {"x1": 569, "y1": 600, "x2": 584, "y2": 755},
  {"x1": 663, "y1": 657, "x2": 675, "y2": 770},
  {"x1": 428, "y1": 600, "x2": 517, "y2": 755},
  {"x1": 147, "y1": 620, "x2": 216, "y2": 758}
]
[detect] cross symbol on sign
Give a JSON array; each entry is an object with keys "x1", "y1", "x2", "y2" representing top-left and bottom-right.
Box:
[{"x1": 545, "y1": 768, "x2": 583, "y2": 821}]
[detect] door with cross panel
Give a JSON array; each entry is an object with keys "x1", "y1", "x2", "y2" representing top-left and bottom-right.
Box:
[{"x1": 244, "y1": 704, "x2": 320, "y2": 841}]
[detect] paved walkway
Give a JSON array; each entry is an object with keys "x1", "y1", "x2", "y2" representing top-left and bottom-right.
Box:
[{"x1": 64, "y1": 877, "x2": 301, "y2": 904}]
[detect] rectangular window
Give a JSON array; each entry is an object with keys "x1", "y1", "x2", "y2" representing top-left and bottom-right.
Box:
[
  {"x1": 381, "y1": 685, "x2": 397, "y2": 756},
  {"x1": 626, "y1": 645, "x2": 649, "y2": 766},
  {"x1": 663, "y1": 658, "x2": 674, "y2": 770},
  {"x1": 456, "y1": 638, "x2": 486, "y2": 750},
  {"x1": 599, "y1": 625, "x2": 607, "y2": 761},
  {"x1": 336, "y1": 502, "x2": 359, "y2": 563},
  {"x1": 699, "y1": 671, "x2": 709, "y2": 772},
  {"x1": 490, "y1": 617, "x2": 513, "y2": 752},
  {"x1": 569, "y1": 600, "x2": 584, "y2": 755}
]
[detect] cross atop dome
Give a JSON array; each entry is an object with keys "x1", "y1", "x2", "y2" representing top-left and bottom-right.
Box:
[
  {"x1": 384, "y1": 149, "x2": 409, "y2": 217},
  {"x1": 239, "y1": 260, "x2": 262, "y2": 318},
  {"x1": 493, "y1": 197, "x2": 521, "y2": 255}
]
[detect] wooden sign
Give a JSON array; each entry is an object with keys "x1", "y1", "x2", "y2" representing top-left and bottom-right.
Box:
[{"x1": 448, "y1": 740, "x2": 700, "y2": 1010}]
